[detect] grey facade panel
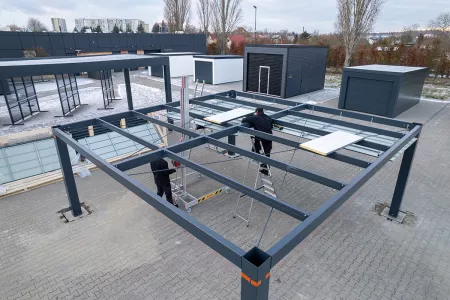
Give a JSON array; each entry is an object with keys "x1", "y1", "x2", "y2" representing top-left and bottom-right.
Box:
[
  {"x1": 195, "y1": 61, "x2": 213, "y2": 84},
  {"x1": 338, "y1": 65, "x2": 428, "y2": 118},
  {"x1": 244, "y1": 45, "x2": 327, "y2": 98},
  {"x1": 286, "y1": 47, "x2": 328, "y2": 97},
  {"x1": 0, "y1": 32, "x2": 206, "y2": 58}
]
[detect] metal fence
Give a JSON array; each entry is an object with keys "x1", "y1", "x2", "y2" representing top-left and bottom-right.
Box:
[{"x1": 99, "y1": 70, "x2": 119, "y2": 109}]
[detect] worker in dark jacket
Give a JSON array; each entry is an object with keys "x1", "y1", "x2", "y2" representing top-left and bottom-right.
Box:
[
  {"x1": 241, "y1": 108, "x2": 274, "y2": 158},
  {"x1": 150, "y1": 158, "x2": 177, "y2": 206}
]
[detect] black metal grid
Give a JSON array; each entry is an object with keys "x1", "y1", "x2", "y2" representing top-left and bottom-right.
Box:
[
  {"x1": 52, "y1": 90, "x2": 422, "y2": 300},
  {"x1": 54, "y1": 73, "x2": 82, "y2": 116},
  {"x1": 3, "y1": 76, "x2": 42, "y2": 125},
  {"x1": 99, "y1": 70, "x2": 118, "y2": 110}
]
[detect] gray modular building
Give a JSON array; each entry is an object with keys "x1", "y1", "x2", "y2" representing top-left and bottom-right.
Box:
[
  {"x1": 193, "y1": 55, "x2": 243, "y2": 85},
  {"x1": 0, "y1": 32, "x2": 206, "y2": 59},
  {"x1": 338, "y1": 65, "x2": 428, "y2": 118},
  {"x1": 243, "y1": 44, "x2": 328, "y2": 98}
]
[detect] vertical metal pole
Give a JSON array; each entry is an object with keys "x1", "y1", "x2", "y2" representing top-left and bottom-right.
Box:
[
  {"x1": 124, "y1": 68, "x2": 133, "y2": 110},
  {"x1": 180, "y1": 76, "x2": 190, "y2": 195},
  {"x1": 241, "y1": 247, "x2": 271, "y2": 300},
  {"x1": 228, "y1": 134, "x2": 236, "y2": 156},
  {"x1": 163, "y1": 64, "x2": 172, "y2": 103},
  {"x1": 54, "y1": 135, "x2": 83, "y2": 217},
  {"x1": 388, "y1": 139, "x2": 419, "y2": 218}
]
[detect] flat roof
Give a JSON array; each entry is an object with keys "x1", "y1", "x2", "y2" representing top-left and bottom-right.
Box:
[
  {"x1": 152, "y1": 52, "x2": 202, "y2": 56},
  {"x1": 193, "y1": 55, "x2": 243, "y2": 59},
  {"x1": 0, "y1": 54, "x2": 169, "y2": 78},
  {"x1": 345, "y1": 64, "x2": 428, "y2": 74},
  {"x1": 245, "y1": 44, "x2": 328, "y2": 49}
]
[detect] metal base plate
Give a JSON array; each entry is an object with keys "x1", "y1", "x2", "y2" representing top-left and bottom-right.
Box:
[
  {"x1": 62, "y1": 206, "x2": 90, "y2": 222},
  {"x1": 381, "y1": 207, "x2": 407, "y2": 223}
]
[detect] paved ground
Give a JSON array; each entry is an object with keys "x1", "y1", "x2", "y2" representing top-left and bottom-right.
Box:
[{"x1": 1, "y1": 88, "x2": 450, "y2": 300}]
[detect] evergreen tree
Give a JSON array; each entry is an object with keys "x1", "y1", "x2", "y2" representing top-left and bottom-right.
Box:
[
  {"x1": 300, "y1": 31, "x2": 311, "y2": 40},
  {"x1": 152, "y1": 23, "x2": 161, "y2": 33},
  {"x1": 126, "y1": 24, "x2": 132, "y2": 33},
  {"x1": 80, "y1": 26, "x2": 89, "y2": 33},
  {"x1": 112, "y1": 24, "x2": 120, "y2": 33},
  {"x1": 94, "y1": 25, "x2": 102, "y2": 33},
  {"x1": 73, "y1": 27, "x2": 79, "y2": 33},
  {"x1": 137, "y1": 23, "x2": 145, "y2": 33}
]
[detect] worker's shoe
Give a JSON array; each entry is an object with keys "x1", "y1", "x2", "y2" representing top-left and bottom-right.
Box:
[{"x1": 259, "y1": 169, "x2": 269, "y2": 176}]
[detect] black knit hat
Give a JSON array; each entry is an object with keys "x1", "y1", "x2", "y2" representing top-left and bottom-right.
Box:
[{"x1": 255, "y1": 108, "x2": 264, "y2": 113}]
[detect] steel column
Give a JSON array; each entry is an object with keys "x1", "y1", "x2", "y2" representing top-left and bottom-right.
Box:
[
  {"x1": 54, "y1": 134, "x2": 82, "y2": 216},
  {"x1": 124, "y1": 68, "x2": 133, "y2": 110},
  {"x1": 163, "y1": 65, "x2": 172, "y2": 103},
  {"x1": 241, "y1": 247, "x2": 271, "y2": 300},
  {"x1": 228, "y1": 134, "x2": 236, "y2": 156},
  {"x1": 388, "y1": 139, "x2": 419, "y2": 217}
]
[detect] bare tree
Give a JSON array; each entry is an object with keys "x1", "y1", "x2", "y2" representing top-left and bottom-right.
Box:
[
  {"x1": 211, "y1": 0, "x2": 243, "y2": 54},
  {"x1": 164, "y1": 0, "x2": 192, "y2": 32},
  {"x1": 429, "y1": 12, "x2": 450, "y2": 33},
  {"x1": 7, "y1": 24, "x2": 22, "y2": 31},
  {"x1": 335, "y1": 0, "x2": 385, "y2": 67},
  {"x1": 26, "y1": 18, "x2": 48, "y2": 32},
  {"x1": 197, "y1": 0, "x2": 211, "y2": 33}
]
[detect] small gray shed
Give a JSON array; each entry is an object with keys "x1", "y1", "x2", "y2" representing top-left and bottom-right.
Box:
[
  {"x1": 243, "y1": 44, "x2": 328, "y2": 98},
  {"x1": 338, "y1": 65, "x2": 428, "y2": 118}
]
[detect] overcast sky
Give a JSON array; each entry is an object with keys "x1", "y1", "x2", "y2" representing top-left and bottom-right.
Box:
[{"x1": 0, "y1": 0, "x2": 447, "y2": 33}]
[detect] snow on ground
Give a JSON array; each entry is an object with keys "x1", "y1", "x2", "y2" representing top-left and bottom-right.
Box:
[
  {"x1": 325, "y1": 74, "x2": 342, "y2": 89},
  {"x1": 0, "y1": 83, "x2": 169, "y2": 136},
  {"x1": 33, "y1": 78, "x2": 95, "y2": 93},
  {"x1": 422, "y1": 85, "x2": 450, "y2": 101}
]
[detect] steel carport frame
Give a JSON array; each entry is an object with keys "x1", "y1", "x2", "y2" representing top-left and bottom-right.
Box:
[{"x1": 52, "y1": 89, "x2": 421, "y2": 300}]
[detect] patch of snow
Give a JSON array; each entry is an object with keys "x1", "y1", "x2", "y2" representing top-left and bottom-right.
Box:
[{"x1": 34, "y1": 77, "x2": 95, "y2": 93}]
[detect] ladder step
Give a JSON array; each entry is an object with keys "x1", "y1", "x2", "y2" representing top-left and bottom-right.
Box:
[
  {"x1": 261, "y1": 178, "x2": 272, "y2": 184},
  {"x1": 263, "y1": 184, "x2": 274, "y2": 191},
  {"x1": 264, "y1": 190, "x2": 277, "y2": 198},
  {"x1": 239, "y1": 186, "x2": 263, "y2": 198}
]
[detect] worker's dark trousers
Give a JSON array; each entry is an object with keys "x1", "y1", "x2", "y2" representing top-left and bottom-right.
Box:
[
  {"x1": 253, "y1": 139, "x2": 273, "y2": 157},
  {"x1": 157, "y1": 184, "x2": 174, "y2": 205}
]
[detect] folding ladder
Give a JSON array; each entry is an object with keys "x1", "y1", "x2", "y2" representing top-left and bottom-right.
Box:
[{"x1": 233, "y1": 138, "x2": 278, "y2": 226}]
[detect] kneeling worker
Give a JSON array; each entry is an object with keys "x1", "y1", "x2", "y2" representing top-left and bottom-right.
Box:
[
  {"x1": 150, "y1": 158, "x2": 178, "y2": 207},
  {"x1": 241, "y1": 107, "x2": 274, "y2": 158}
]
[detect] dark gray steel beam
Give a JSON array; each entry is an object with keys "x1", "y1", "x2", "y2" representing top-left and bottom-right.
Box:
[
  {"x1": 389, "y1": 137, "x2": 420, "y2": 217},
  {"x1": 165, "y1": 105, "x2": 210, "y2": 122},
  {"x1": 52, "y1": 128, "x2": 245, "y2": 268},
  {"x1": 190, "y1": 100, "x2": 229, "y2": 112},
  {"x1": 286, "y1": 110, "x2": 405, "y2": 139},
  {"x1": 165, "y1": 150, "x2": 310, "y2": 221},
  {"x1": 205, "y1": 137, "x2": 346, "y2": 191},
  {"x1": 303, "y1": 104, "x2": 412, "y2": 129},
  {"x1": 163, "y1": 65, "x2": 172, "y2": 103},
  {"x1": 233, "y1": 91, "x2": 299, "y2": 107},
  {"x1": 54, "y1": 135, "x2": 82, "y2": 216},
  {"x1": 124, "y1": 68, "x2": 133, "y2": 110},
  {"x1": 214, "y1": 95, "x2": 283, "y2": 112},
  {"x1": 275, "y1": 119, "x2": 390, "y2": 152},
  {"x1": 115, "y1": 137, "x2": 207, "y2": 171},
  {"x1": 267, "y1": 124, "x2": 422, "y2": 267},
  {"x1": 238, "y1": 126, "x2": 370, "y2": 168},
  {"x1": 97, "y1": 118, "x2": 160, "y2": 150},
  {"x1": 132, "y1": 111, "x2": 200, "y2": 138}
]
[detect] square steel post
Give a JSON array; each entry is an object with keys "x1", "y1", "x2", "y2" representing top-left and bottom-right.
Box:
[
  {"x1": 124, "y1": 68, "x2": 133, "y2": 110},
  {"x1": 180, "y1": 76, "x2": 190, "y2": 195},
  {"x1": 241, "y1": 247, "x2": 271, "y2": 300},
  {"x1": 163, "y1": 64, "x2": 172, "y2": 103},
  {"x1": 54, "y1": 135, "x2": 82, "y2": 217},
  {"x1": 388, "y1": 139, "x2": 419, "y2": 218},
  {"x1": 228, "y1": 134, "x2": 236, "y2": 156}
]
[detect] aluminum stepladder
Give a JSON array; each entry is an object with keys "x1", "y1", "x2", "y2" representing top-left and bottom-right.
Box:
[{"x1": 233, "y1": 137, "x2": 278, "y2": 226}]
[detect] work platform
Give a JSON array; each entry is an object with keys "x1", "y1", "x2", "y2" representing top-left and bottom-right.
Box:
[{"x1": 52, "y1": 86, "x2": 421, "y2": 300}]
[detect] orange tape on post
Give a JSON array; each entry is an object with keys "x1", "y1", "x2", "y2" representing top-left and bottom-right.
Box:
[{"x1": 241, "y1": 272, "x2": 250, "y2": 283}]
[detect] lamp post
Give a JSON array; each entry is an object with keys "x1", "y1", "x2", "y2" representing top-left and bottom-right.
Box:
[{"x1": 253, "y1": 5, "x2": 257, "y2": 42}]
